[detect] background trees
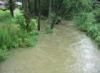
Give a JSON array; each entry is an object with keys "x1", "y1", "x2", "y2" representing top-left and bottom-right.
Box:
[{"x1": 1, "y1": 0, "x2": 99, "y2": 31}]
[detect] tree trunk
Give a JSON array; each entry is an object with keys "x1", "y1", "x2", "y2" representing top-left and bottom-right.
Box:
[
  {"x1": 34, "y1": 0, "x2": 38, "y2": 16},
  {"x1": 48, "y1": 0, "x2": 54, "y2": 29},
  {"x1": 22, "y1": 0, "x2": 31, "y2": 32},
  {"x1": 9, "y1": 0, "x2": 14, "y2": 17},
  {"x1": 37, "y1": 0, "x2": 41, "y2": 31}
]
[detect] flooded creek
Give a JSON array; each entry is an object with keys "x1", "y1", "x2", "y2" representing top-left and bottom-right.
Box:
[{"x1": 0, "y1": 21, "x2": 100, "y2": 73}]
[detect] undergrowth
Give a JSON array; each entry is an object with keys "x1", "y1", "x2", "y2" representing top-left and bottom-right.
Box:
[
  {"x1": 0, "y1": 10, "x2": 38, "y2": 61},
  {"x1": 73, "y1": 11, "x2": 100, "y2": 47}
]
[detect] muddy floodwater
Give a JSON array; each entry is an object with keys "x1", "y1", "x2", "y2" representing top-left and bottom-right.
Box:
[{"x1": 0, "y1": 21, "x2": 100, "y2": 73}]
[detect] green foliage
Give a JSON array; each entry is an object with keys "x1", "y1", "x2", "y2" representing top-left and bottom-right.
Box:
[
  {"x1": 51, "y1": 13, "x2": 62, "y2": 25},
  {"x1": 73, "y1": 12, "x2": 96, "y2": 31},
  {"x1": 29, "y1": 19, "x2": 38, "y2": 31},
  {"x1": 0, "y1": 49, "x2": 9, "y2": 62},
  {"x1": 15, "y1": 13, "x2": 26, "y2": 30},
  {"x1": 0, "y1": 10, "x2": 38, "y2": 61},
  {"x1": 64, "y1": 0, "x2": 93, "y2": 10},
  {"x1": 14, "y1": 9, "x2": 38, "y2": 31},
  {"x1": 15, "y1": 15, "x2": 38, "y2": 31},
  {"x1": 73, "y1": 11, "x2": 100, "y2": 47},
  {"x1": 94, "y1": 7, "x2": 100, "y2": 23},
  {"x1": 0, "y1": 10, "x2": 13, "y2": 24},
  {"x1": 28, "y1": 0, "x2": 94, "y2": 19},
  {"x1": 95, "y1": 34, "x2": 100, "y2": 46},
  {"x1": 0, "y1": 24, "x2": 38, "y2": 61},
  {"x1": 21, "y1": 32, "x2": 38, "y2": 47},
  {"x1": 87, "y1": 24, "x2": 99, "y2": 39},
  {"x1": 0, "y1": 25, "x2": 22, "y2": 50}
]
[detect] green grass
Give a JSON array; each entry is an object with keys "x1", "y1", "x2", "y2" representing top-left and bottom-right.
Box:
[
  {"x1": 0, "y1": 10, "x2": 38, "y2": 61},
  {"x1": 73, "y1": 11, "x2": 100, "y2": 47}
]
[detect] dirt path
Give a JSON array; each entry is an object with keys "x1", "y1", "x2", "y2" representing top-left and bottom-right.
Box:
[{"x1": 0, "y1": 21, "x2": 100, "y2": 73}]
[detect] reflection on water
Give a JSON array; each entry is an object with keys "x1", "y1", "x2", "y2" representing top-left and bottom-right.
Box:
[{"x1": 0, "y1": 21, "x2": 100, "y2": 73}]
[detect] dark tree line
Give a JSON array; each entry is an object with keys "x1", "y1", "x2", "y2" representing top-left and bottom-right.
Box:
[
  {"x1": 21, "y1": 0, "x2": 55, "y2": 30},
  {"x1": 8, "y1": 0, "x2": 100, "y2": 31}
]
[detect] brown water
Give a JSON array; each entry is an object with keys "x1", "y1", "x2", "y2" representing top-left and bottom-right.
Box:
[{"x1": 0, "y1": 21, "x2": 100, "y2": 73}]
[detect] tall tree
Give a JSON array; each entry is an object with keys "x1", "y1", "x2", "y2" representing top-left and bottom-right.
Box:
[
  {"x1": 48, "y1": 0, "x2": 54, "y2": 29},
  {"x1": 22, "y1": 0, "x2": 31, "y2": 31},
  {"x1": 37, "y1": 0, "x2": 41, "y2": 31},
  {"x1": 9, "y1": 0, "x2": 14, "y2": 17},
  {"x1": 34, "y1": 0, "x2": 38, "y2": 16}
]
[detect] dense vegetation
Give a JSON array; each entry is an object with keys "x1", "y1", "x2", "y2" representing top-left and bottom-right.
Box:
[
  {"x1": 0, "y1": 0, "x2": 100, "y2": 61},
  {"x1": 0, "y1": 10, "x2": 38, "y2": 61},
  {"x1": 73, "y1": 0, "x2": 100, "y2": 47}
]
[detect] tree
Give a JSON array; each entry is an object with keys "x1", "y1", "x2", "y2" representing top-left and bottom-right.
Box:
[
  {"x1": 22, "y1": 0, "x2": 31, "y2": 32},
  {"x1": 9, "y1": 0, "x2": 14, "y2": 17},
  {"x1": 48, "y1": 0, "x2": 54, "y2": 29},
  {"x1": 34, "y1": 0, "x2": 38, "y2": 16},
  {"x1": 37, "y1": 0, "x2": 41, "y2": 31}
]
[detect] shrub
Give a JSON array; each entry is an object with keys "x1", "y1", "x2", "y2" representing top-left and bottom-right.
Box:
[
  {"x1": 29, "y1": 19, "x2": 38, "y2": 31},
  {"x1": 87, "y1": 24, "x2": 99, "y2": 39},
  {"x1": 0, "y1": 24, "x2": 38, "y2": 48},
  {"x1": 73, "y1": 12, "x2": 96, "y2": 31},
  {"x1": 0, "y1": 24, "x2": 21, "y2": 49},
  {"x1": 0, "y1": 10, "x2": 38, "y2": 61},
  {"x1": 14, "y1": 9, "x2": 38, "y2": 31},
  {"x1": 21, "y1": 32, "x2": 38, "y2": 47},
  {"x1": 73, "y1": 11, "x2": 100, "y2": 47},
  {"x1": 15, "y1": 13, "x2": 26, "y2": 30},
  {"x1": 0, "y1": 49, "x2": 9, "y2": 62},
  {"x1": 0, "y1": 24, "x2": 38, "y2": 61},
  {"x1": 94, "y1": 8, "x2": 100, "y2": 23},
  {"x1": 95, "y1": 35, "x2": 100, "y2": 46},
  {"x1": 0, "y1": 10, "x2": 12, "y2": 24}
]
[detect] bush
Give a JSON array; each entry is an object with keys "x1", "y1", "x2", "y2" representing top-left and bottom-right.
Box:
[
  {"x1": 0, "y1": 10, "x2": 13, "y2": 24},
  {"x1": 73, "y1": 11, "x2": 100, "y2": 47},
  {"x1": 0, "y1": 24, "x2": 38, "y2": 48},
  {"x1": 94, "y1": 2, "x2": 100, "y2": 22},
  {"x1": 95, "y1": 34, "x2": 100, "y2": 46},
  {"x1": 0, "y1": 24, "x2": 38, "y2": 61},
  {"x1": 29, "y1": 19, "x2": 38, "y2": 31},
  {"x1": 0, "y1": 49, "x2": 9, "y2": 62},
  {"x1": 15, "y1": 13, "x2": 26, "y2": 30},
  {"x1": 87, "y1": 24, "x2": 99, "y2": 39},
  {"x1": 21, "y1": 32, "x2": 38, "y2": 47},
  {"x1": 0, "y1": 10, "x2": 38, "y2": 61},
  {"x1": 14, "y1": 9, "x2": 38, "y2": 31},
  {"x1": 0, "y1": 24, "x2": 19, "y2": 49},
  {"x1": 73, "y1": 12, "x2": 96, "y2": 31}
]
